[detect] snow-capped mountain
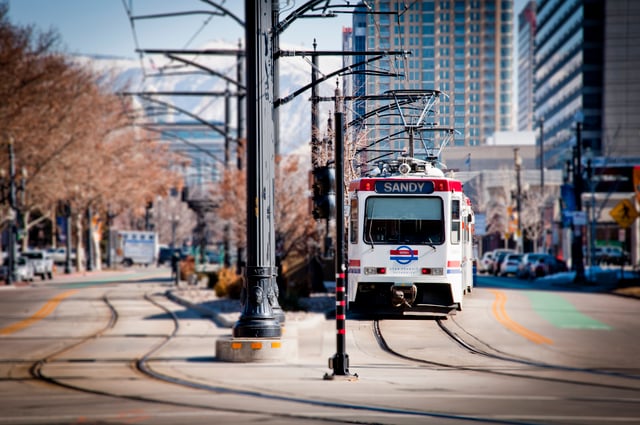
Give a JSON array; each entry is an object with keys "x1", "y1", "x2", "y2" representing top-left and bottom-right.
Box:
[{"x1": 79, "y1": 40, "x2": 343, "y2": 155}]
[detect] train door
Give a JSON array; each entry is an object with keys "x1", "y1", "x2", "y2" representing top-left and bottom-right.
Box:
[
  {"x1": 449, "y1": 195, "x2": 464, "y2": 305},
  {"x1": 347, "y1": 195, "x2": 360, "y2": 305},
  {"x1": 461, "y1": 198, "x2": 474, "y2": 293}
]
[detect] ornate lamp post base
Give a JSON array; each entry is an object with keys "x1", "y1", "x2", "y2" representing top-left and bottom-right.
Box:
[
  {"x1": 232, "y1": 267, "x2": 282, "y2": 338},
  {"x1": 232, "y1": 318, "x2": 281, "y2": 339}
]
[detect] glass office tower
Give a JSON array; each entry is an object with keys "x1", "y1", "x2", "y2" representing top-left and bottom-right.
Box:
[
  {"x1": 517, "y1": 1, "x2": 536, "y2": 132},
  {"x1": 350, "y1": 0, "x2": 513, "y2": 158},
  {"x1": 534, "y1": 0, "x2": 604, "y2": 168}
]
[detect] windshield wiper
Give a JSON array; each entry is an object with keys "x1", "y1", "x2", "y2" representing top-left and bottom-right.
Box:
[{"x1": 425, "y1": 237, "x2": 436, "y2": 250}]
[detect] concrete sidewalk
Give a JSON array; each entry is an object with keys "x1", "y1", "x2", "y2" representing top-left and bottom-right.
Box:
[
  {"x1": 0, "y1": 266, "x2": 172, "y2": 289},
  {"x1": 167, "y1": 287, "x2": 335, "y2": 329}
]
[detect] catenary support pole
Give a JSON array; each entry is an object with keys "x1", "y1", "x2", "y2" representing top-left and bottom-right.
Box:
[
  {"x1": 236, "y1": 39, "x2": 245, "y2": 274},
  {"x1": 233, "y1": 0, "x2": 281, "y2": 338},
  {"x1": 311, "y1": 40, "x2": 319, "y2": 168}
]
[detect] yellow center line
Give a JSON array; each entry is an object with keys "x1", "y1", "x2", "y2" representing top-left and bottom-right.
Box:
[
  {"x1": 489, "y1": 289, "x2": 553, "y2": 345},
  {"x1": 0, "y1": 290, "x2": 78, "y2": 336}
]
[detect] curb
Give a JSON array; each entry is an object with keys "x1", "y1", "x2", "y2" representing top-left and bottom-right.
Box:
[
  {"x1": 165, "y1": 289, "x2": 236, "y2": 328},
  {"x1": 165, "y1": 289, "x2": 331, "y2": 330}
]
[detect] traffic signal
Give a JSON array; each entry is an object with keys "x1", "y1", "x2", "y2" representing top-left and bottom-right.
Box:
[{"x1": 312, "y1": 166, "x2": 336, "y2": 220}]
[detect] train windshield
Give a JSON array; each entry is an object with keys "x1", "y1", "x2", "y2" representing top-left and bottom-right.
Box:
[{"x1": 364, "y1": 197, "x2": 444, "y2": 245}]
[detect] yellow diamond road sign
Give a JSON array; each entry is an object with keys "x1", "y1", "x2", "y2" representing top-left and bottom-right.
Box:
[{"x1": 610, "y1": 199, "x2": 638, "y2": 228}]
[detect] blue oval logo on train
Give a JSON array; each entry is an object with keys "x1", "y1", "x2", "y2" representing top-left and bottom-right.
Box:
[{"x1": 390, "y1": 246, "x2": 418, "y2": 265}]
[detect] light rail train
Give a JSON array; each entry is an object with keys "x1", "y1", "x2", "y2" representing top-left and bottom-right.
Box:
[{"x1": 347, "y1": 156, "x2": 474, "y2": 316}]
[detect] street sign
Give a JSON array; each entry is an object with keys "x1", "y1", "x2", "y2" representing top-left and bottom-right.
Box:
[
  {"x1": 609, "y1": 199, "x2": 638, "y2": 228},
  {"x1": 572, "y1": 211, "x2": 587, "y2": 226},
  {"x1": 475, "y1": 213, "x2": 486, "y2": 236}
]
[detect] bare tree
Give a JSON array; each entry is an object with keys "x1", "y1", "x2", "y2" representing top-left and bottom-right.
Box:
[
  {"x1": 0, "y1": 8, "x2": 183, "y2": 269},
  {"x1": 213, "y1": 153, "x2": 321, "y2": 268}
]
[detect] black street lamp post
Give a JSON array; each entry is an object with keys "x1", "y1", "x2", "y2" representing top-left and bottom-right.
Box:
[
  {"x1": 105, "y1": 207, "x2": 115, "y2": 269},
  {"x1": 572, "y1": 120, "x2": 586, "y2": 283},
  {"x1": 64, "y1": 201, "x2": 72, "y2": 274},
  {"x1": 539, "y1": 118, "x2": 545, "y2": 251},
  {"x1": 514, "y1": 148, "x2": 522, "y2": 253},
  {"x1": 86, "y1": 205, "x2": 94, "y2": 272}
]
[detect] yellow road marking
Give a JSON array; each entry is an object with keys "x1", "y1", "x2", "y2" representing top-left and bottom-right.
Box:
[
  {"x1": 490, "y1": 289, "x2": 552, "y2": 345},
  {"x1": 0, "y1": 290, "x2": 78, "y2": 336}
]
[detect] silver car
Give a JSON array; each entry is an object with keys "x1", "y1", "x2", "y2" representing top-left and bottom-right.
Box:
[
  {"x1": 0, "y1": 256, "x2": 35, "y2": 283},
  {"x1": 499, "y1": 253, "x2": 523, "y2": 277}
]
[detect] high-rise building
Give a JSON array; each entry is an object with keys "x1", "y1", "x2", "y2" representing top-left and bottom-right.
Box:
[
  {"x1": 351, "y1": 3, "x2": 368, "y2": 135},
  {"x1": 517, "y1": 1, "x2": 536, "y2": 132},
  {"x1": 602, "y1": 0, "x2": 640, "y2": 159},
  {"x1": 534, "y1": 0, "x2": 605, "y2": 168},
  {"x1": 349, "y1": 0, "x2": 513, "y2": 158}
]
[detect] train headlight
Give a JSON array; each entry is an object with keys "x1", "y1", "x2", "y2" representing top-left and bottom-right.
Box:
[{"x1": 364, "y1": 267, "x2": 386, "y2": 275}]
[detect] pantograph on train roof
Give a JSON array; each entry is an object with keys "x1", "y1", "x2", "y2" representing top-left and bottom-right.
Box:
[{"x1": 348, "y1": 89, "x2": 458, "y2": 172}]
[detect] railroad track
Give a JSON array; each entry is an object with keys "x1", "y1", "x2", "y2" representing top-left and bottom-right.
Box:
[
  {"x1": 372, "y1": 317, "x2": 640, "y2": 393},
  {"x1": 23, "y1": 289, "x2": 520, "y2": 425}
]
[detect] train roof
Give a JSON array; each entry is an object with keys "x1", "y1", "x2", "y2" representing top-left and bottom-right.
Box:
[
  {"x1": 350, "y1": 161, "x2": 463, "y2": 194},
  {"x1": 357, "y1": 157, "x2": 445, "y2": 177}
]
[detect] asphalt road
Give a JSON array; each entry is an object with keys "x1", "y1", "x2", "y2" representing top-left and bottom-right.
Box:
[{"x1": 0, "y1": 268, "x2": 638, "y2": 424}]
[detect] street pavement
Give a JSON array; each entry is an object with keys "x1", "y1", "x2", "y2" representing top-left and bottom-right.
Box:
[
  {"x1": 1, "y1": 265, "x2": 336, "y2": 329},
  {"x1": 2, "y1": 265, "x2": 640, "y2": 424}
]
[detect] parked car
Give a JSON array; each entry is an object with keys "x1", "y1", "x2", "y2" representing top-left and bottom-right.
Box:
[
  {"x1": 0, "y1": 256, "x2": 35, "y2": 283},
  {"x1": 491, "y1": 249, "x2": 515, "y2": 275},
  {"x1": 530, "y1": 254, "x2": 568, "y2": 278},
  {"x1": 517, "y1": 253, "x2": 547, "y2": 279},
  {"x1": 46, "y1": 247, "x2": 76, "y2": 265},
  {"x1": 592, "y1": 246, "x2": 629, "y2": 266},
  {"x1": 204, "y1": 249, "x2": 220, "y2": 264},
  {"x1": 499, "y1": 253, "x2": 523, "y2": 277},
  {"x1": 21, "y1": 250, "x2": 54, "y2": 280},
  {"x1": 478, "y1": 251, "x2": 494, "y2": 274},
  {"x1": 157, "y1": 247, "x2": 188, "y2": 266}
]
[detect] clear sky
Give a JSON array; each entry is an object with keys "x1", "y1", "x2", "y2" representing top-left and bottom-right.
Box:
[
  {"x1": 7, "y1": 0, "x2": 527, "y2": 116},
  {"x1": 7, "y1": 0, "x2": 352, "y2": 58},
  {"x1": 7, "y1": 1, "x2": 527, "y2": 57}
]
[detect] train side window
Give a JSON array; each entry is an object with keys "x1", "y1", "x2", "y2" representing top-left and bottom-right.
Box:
[
  {"x1": 451, "y1": 200, "x2": 460, "y2": 244},
  {"x1": 350, "y1": 198, "x2": 358, "y2": 244}
]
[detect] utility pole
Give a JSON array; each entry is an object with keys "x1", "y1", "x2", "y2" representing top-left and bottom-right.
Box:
[
  {"x1": 233, "y1": 0, "x2": 282, "y2": 338},
  {"x1": 572, "y1": 119, "x2": 586, "y2": 283},
  {"x1": 311, "y1": 40, "x2": 320, "y2": 168}
]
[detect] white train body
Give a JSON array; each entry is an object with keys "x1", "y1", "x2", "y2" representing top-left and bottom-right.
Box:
[{"x1": 347, "y1": 160, "x2": 474, "y2": 316}]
